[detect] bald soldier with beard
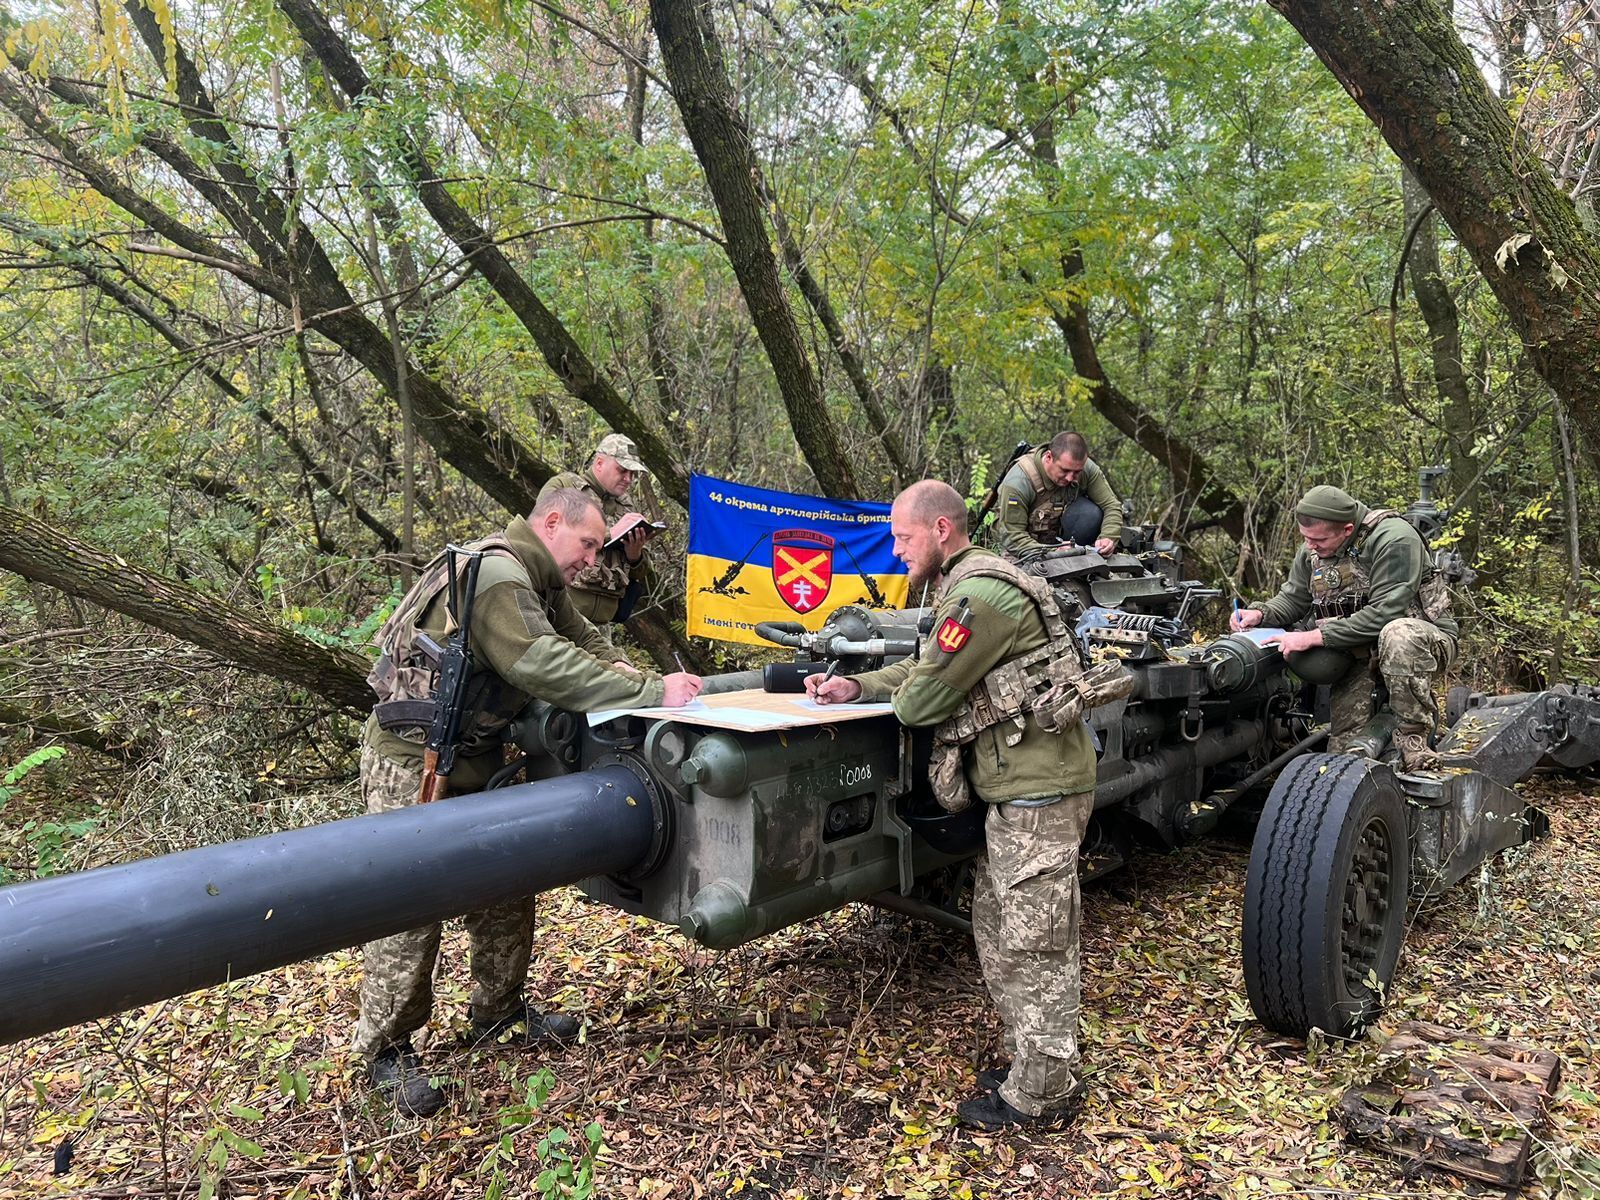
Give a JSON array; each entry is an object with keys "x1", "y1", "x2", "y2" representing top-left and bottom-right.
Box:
[{"x1": 808, "y1": 480, "x2": 1128, "y2": 1129}]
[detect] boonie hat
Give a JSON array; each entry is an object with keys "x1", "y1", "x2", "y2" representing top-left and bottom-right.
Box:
[
  {"x1": 1294, "y1": 484, "x2": 1358, "y2": 524},
  {"x1": 595, "y1": 433, "x2": 648, "y2": 473}
]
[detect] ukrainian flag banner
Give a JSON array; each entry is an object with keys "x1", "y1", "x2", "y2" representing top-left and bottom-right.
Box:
[{"x1": 686, "y1": 473, "x2": 910, "y2": 647}]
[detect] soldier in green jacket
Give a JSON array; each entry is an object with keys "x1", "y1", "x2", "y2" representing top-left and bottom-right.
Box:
[
  {"x1": 993, "y1": 431, "x2": 1123, "y2": 561},
  {"x1": 809, "y1": 480, "x2": 1121, "y2": 1130},
  {"x1": 1232, "y1": 484, "x2": 1458, "y2": 770},
  {"x1": 356, "y1": 487, "x2": 702, "y2": 1116},
  {"x1": 539, "y1": 433, "x2": 656, "y2": 624}
]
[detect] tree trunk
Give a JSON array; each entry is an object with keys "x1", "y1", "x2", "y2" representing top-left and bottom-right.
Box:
[
  {"x1": 1401, "y1": 168, "x2": 1479, "y2": 563},
  {"x1": 650, "y1": 0, "x2": 860, "y2": 498},
  {"x1": 1268, "y1": 0, "x2": 1600, "y2": 473},
  {"x1": 0, "y1": 506, "x2": 373, "y2": 711}
]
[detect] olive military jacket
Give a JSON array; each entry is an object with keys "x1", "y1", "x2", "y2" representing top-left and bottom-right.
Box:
[
  {"x1": 849, "y1": 546, "x2": 1098, "y2": 803},
  {"x1": 993, "y1": 450, "x2": 1123, "y2": 561},
  {"x1": 540, "y1": 468, "x2": 636, "y2": 623},
  {"x1": 1257, "y1": 500, "x2": 1460, "y2": 650},
  {"x1": 364, "y1": 516, "x2": 663, "y2": 781}
]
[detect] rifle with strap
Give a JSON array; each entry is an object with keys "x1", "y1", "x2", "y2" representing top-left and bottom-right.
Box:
[
  {"x1": 968, "y1": 440, "x2": 1031, "y2": 533},
  {"x1": 417, "y1": 545, "x2": 485, "y2": 803}
]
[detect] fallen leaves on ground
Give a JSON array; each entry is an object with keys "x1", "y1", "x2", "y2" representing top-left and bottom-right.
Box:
[{"x1": 2, "y1": 780, "x2": 1598, "y2": 1199}]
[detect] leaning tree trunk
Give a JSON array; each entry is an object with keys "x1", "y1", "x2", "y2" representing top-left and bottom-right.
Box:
[
  {"x1": 1402, "y1": 167, "x2": 1479, "y2": 564},
  {"x1": 1268, "y1": 0, "x2": 1600, "y2": 474},
  {"x1": 0, "y1": 506, "x2": 373, "y2": 711},
  {"x1": 650, "y1": 0, "x2": 860, "y2": 498}
]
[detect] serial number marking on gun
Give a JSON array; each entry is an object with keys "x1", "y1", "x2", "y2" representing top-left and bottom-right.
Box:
[
  {"x1": 841, "y1": 763, "x2": 873, "y2": 788},
  {"x1": 705, "y1": 817, "x2": 742, "y2": 848}
]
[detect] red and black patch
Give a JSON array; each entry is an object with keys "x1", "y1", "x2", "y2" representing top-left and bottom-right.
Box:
[{"x1": 934, "y1": 616, "x2": 971, "y2": 654}]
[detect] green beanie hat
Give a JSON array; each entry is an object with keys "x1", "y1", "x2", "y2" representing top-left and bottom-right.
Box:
[{"x1": 1295, "y1": 485, "x2": 1359, "y2": 524}]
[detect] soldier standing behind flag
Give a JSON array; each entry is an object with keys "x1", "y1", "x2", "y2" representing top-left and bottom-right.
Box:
[
  {"x1": 540, "y1": 433, "x2": 657, "y2": 624},
  {"x1": 807, "y1": 480, "x2": 1126, "y2": 1129}
]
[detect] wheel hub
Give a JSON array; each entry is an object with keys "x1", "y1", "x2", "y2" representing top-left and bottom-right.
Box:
[{"x1": 1340, "y1": 817, "x2": 1393, "y2": 995}]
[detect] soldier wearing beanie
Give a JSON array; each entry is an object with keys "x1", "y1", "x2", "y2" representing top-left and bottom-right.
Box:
[{"x1": 1231, "y1": 484, "x2": 1459, "y2": 770}]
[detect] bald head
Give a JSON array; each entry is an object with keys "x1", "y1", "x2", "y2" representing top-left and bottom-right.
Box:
[
  {"x1": 888, "y1": 480, "x2": 970, "y2": 585},
  {"x1": 896, "y1": 479, "x2": 968, "y2": 527}
]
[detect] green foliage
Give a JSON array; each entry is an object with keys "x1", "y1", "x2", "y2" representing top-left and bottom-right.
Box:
[
  {"x1": 0, "y1": 747, "x2": 73, "y2": 884},
  {"x1": 478, "y1": 1070, "x2": 603, "y2": 1199}
]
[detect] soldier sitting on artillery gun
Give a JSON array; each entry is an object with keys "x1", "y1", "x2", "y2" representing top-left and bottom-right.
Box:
[
  {"x1": 992, "y1": 430, "x2": 1124, "y2": 559},
  {"x1": 358, "y1": 487, "x2": 702, "y2": 1116},
  {"x1": 1231, "y1": 484, "x2": 1458, "y2": 772}
]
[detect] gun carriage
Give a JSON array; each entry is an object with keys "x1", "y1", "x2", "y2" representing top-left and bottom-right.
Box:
[{"x1": 2, "y1": 501, "x2": 1597, "y2": 1050}]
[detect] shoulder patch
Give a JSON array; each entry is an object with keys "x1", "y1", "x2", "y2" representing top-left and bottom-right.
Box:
[{"x1": 934, "y1": 615, "x2": 971, "y2": 654}]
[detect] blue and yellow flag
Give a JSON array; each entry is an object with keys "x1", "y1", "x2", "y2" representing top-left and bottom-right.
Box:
[{"x1": 686, "y1": 473, "x2": 909, "y2": 647}]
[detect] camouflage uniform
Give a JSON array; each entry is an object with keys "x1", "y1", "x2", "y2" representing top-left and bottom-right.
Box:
[
  {"x1": 993, "y1": 448, "x2": 1123, "y2": 562},
  {"x1": 850, "y1": 546, "x2": 1112, "y2": 1117},
  {"x1": 1258, "y1": 492, "x2": 1459, "y2": 752},
  {"x1": 539, "y1": 467, "x2": 637, "y2": 624},
  {"x1": 352, "y1": 516, "x2": 664, "y2": 1060}
]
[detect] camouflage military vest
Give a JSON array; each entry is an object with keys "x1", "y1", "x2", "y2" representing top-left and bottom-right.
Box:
[
  {"x1": 366, "y1": 534, "x2": 529, "y2": 752},
  {"x1": 1015, "y1": 450, "x2": 1078, "y2": 542},
  {"x1": 1308, "y1": 509, "x2": 1453, "y2": 626},
  {"x1": 927, "y1": 553, "x2": 1126, "y2": 811}
]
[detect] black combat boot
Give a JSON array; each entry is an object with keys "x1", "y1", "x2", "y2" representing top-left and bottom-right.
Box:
[
  {"x1": 976, "y1": 1062, "x2": 1011, "y2": 1091},
  {"x1": 369, "y1": 1044, "x2": 445, "y2": 1117},
  {"x1": 471, "y1": 1000, "x2": 581, "y2": 1045},
  {"x1": 956, "y1": 1080, "x2": 1083, "y2": 1131}
]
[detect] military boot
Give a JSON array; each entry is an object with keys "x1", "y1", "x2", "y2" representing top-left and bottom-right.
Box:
[
  {"x1": 369, "y1": 1044, "x2": 445, "y2": 1117},
  {"x1": 1393, "y1": 725, "x2": 1440, "y2": 772},
  {"x1": 976, "y1": 1062, "x2": 1011, "y2": 1091},
  {"x1": 956, "y1": 1088, "x2": 1078, "y2": 1131},
  {"x1": 471, "y1": 1000, "x2": 580, "y2": 1045}
]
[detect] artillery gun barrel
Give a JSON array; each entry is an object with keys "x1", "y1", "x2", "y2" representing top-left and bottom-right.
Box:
[{"x1": 0, "y1": 764, "x2": 657, "y2": 1046}]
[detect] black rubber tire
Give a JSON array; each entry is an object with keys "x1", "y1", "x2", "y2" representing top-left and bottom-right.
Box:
[{"x1": 1242, "y1": 752, "x2": 1409, "y2": 1038}]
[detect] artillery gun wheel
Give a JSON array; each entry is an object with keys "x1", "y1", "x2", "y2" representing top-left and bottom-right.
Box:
[{"x1": 1242, "y1": 753, "x2": 1409, "y2": 1038}]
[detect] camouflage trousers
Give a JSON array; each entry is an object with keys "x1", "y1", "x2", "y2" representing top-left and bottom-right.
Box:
[
  {"x1": 350, "y1": 744, "x2": 537, "y2": 1059},
  {"x1": 970, "y1": 791, "x2": 1094, "y2": 1117},
  {"x1": 1329, "y1": 618, "x2": 1457, "y2": 752}
]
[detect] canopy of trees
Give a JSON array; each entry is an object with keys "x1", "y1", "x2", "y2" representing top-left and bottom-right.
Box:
[{"x1": 1, "y1": 0, "x2": 1596, "y2": 787}]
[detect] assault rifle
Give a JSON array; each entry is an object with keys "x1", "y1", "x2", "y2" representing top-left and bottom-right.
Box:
[
  {"x1": 967, "y1": 440, "x2": 1032, "y2": 534},
  {"x1": 417, "y1": 545, "x2": 484, "y2": 803}
]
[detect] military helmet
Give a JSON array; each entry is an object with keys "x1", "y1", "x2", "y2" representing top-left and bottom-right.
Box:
[{"x1": 1285, "y1": 646, "x2": 1356, "y2": 685}]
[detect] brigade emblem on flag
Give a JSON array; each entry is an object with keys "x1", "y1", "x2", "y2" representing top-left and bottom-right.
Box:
[
  {"x1": 772, "y1": 529, "x2": 835, "y2": 613},
  {"x1": 935, "y1": 616, "x2": 971, "y2": 653}
]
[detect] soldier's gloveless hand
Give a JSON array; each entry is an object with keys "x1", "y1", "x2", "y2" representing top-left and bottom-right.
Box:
[
  {"x1": 805, "y1": 674, "x2": 863, "y2": 704},
  {"x1": 661, "y1": 673, "x2": 703, "y2": 706},
  {"x1": 1231, "y1": 608, "x2": 1263, "y2": 632}
]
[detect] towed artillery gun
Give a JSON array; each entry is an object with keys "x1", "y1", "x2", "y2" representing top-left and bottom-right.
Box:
[{"x1": 2, "y1": 514, "x2": 1597, "y2": 1050}]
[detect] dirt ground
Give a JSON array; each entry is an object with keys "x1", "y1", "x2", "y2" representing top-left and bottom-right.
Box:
[{"x1": 2, "y1": 779, "x2": 1598, "y2": 1199}]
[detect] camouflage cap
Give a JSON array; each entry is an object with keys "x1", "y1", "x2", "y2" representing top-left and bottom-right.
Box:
[
  {"x1": 595, "y1": 433, "x2": 647, "y2": 473},
  {"x1": 1294, "y1": 484, "x2": 1358, "y2": 525}
]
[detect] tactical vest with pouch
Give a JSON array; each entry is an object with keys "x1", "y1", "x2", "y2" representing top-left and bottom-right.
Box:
[
  {"x1": 1308, "y1": 508, "x2": 1453, "y2": 627},
  {"x1": 927, "y1": 553, "x2": 1133, "y2": 812},
  {"x1": 366, "y1": 534, "x2": 530, "y2": 755},
  {"x1": 1014, "y1": 449, "x2": 1080, "y2": 543}
]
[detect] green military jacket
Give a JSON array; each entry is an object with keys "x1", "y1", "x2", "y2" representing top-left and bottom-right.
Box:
[
  {"x1": 993, "y1": 449, "x2": 1123, "y2": 561},
  {"x1": 849, "y1": 546, "x2": 1098, "y2": 803},
  {"x1": 1258, "y1": 501, "x2": 1460, "y2": 650},
  {"x1": 365, "y1": 516, "x2": 663, "y2": 777},
  {"x1": 540, "y1": 468, "x2": 635, "y2": 623}
]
